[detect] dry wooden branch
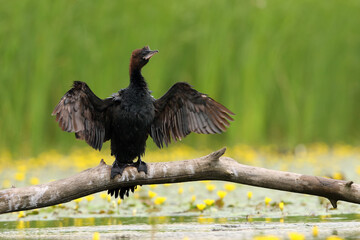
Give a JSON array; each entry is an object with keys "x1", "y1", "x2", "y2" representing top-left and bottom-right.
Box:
[{"x1": 1, "y1": 148, "x2": 359, "y2": 214}]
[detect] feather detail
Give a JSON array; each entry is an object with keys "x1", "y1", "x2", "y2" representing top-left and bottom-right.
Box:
[
  {"x1": 150, "y1": 82, "x2": 234, "y2": 148},
  {"x1": 52, "y1": 81, "x2": 113, "y2": 150}
]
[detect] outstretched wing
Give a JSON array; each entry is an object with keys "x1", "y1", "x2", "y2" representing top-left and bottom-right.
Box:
[
  {"x1": 150, "y1": 82, "x2": 234, "y2": 148},
  {"x1": 52, "y1": 81, "x2": 113, "y2": 150}
]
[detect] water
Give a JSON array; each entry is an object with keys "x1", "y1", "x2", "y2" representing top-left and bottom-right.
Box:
[{"x1": 1, "y1": 214, "x2": 359, "y2": 240}]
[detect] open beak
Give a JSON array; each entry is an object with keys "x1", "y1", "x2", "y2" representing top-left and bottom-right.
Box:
[{"x1": 143, "y1": 49, "x2": 159, "y2": 60}]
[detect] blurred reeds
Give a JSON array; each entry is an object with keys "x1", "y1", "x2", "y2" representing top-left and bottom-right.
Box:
[{"x1": 0, "y1": 0, "x2": 359, "y2": 156}]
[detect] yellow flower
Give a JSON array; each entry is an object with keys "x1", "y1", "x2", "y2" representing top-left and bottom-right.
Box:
[
  {"x1": 253, "y1": 236, "x2": 280, "y2": 240},
  {"x1": 106, "y1": 195, "x2": 111, "y2": 202},
  {"x1": 332, "y1": 172, "x2": 344, "y2": 180},
  {"x1": 154, "y1": 197, "x2": 167, "y2": 205},
  {"x1": 224, "y1": 183, "x2": 236, "y2": 192},
  {"x1": 164, "y1": 183, "x2": 172, "y2": 187},
  {"x1": 30, "y1": 177, "x2": 39, "y2": 185},
  {"x1": 312, "y1": 225, "x2": 318, "y2": 237},
  {"x1": 178, "y1": 187, "x2": 184, "y2": 195},
  {"x1": 100, "y1": 193, "x2": 107, "y2": 199},
  {"x1": 288, "y1": 232, "x2": 305, "y2": 240},
  {"x1": 196, "y1": 203, "x2": 206, "y2": 211},
  {"x1": 217, "y1": 191, "x2": 227, "y2": 199},
  {"x1": 191, "y1": 195, "x2": 196, "y2": 203},
  {"x1": 85, "y1": 195, "x2": 95, "y2": 202},
  {"x1": 15, "y1": 172, "x2": 25, "y2": 181},
  {"x1": 206, "y1": 184, "x2": 216, "y2": 192},
  {"x1": 247, "y1": 191, "x2": 253, "y2": 200},
  {"x1": 200, "y1": 180, "x2": 210, "y2": 184},
  {"x1": 148, "y1": 190, "x2": 157, "y2": 198},
  {"x1": 203, "y1": 199, "x2": 215, "y2": 206},
  {"x1": 264, "y1": 197, "x2": 272, "y2": 206},
  {"x1": 117, "y1": 199, "x2": 122, "y2": 205},
  {"x1": 279, "y1": 201, "x2": 284, "y2": 211},
  {"x1": 74, "y1": 198, "x2": 83, "y2": 204},
  {"x1": 17, "y1": 211, "x2": 26, "y2": 218},
  {"x1": 92, "y1": 232, "x2": 100, "y2": 240},
  {"x1": 149, "y1": 184, "x2": 157, "y2": 189},
  {"x1": 326, "y1": 236, "x2": 343, "y2": 240}
]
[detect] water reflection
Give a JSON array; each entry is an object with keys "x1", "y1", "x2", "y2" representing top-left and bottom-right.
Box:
[
  {"x1": 16, "y1": 220, "x2": 25, "y2": 229},
  {"x1": 0, "y1": 214, "x2": 359, "y2": 230}
]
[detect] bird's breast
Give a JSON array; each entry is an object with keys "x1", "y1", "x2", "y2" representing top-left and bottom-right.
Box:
[{"x1": 113, "y1": 95, "x2": 155, "y2": 127}]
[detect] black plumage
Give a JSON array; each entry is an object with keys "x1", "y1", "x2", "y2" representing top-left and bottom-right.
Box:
[{"x1": 52, "y1": 46, "x2": 234, "y2": 199}]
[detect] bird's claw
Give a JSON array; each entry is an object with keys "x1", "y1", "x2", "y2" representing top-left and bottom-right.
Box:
[
  {"x1": 110, "y1": 162, "x2": 129, "y2": 179},
  {"x1": 108, "y1": 159, "x2": 146, "y2": 199},
  {"x1": 134, "y1": 158, "x2": 148, "y2": 174}
]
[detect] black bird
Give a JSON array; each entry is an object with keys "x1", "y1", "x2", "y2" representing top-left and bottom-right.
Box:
[{"x1": 52, "y1": 46, "x2": 234, "y2": 199}]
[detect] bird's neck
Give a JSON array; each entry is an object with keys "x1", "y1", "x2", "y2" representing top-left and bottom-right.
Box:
[{"x1": 129, "y1": 68, "x2": 148, "y2": 89}]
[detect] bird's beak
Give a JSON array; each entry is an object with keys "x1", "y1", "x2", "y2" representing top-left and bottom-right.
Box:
[{"x1": 143, "y1": 50, "x2": 159, "y2": 60}]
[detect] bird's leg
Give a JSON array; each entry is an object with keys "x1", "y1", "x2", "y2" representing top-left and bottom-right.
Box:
[
  {"x1": 108, "y1": 159, "x2": 143, "y2": 199},
  {"x1": 110, "y1": 161, "x2": 129, "y2": 179},
  {"x1": 134, "y1": 156, "x2": 148, "y2": 174}
]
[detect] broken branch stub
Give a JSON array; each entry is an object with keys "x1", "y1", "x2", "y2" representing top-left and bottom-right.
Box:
[{"x1": 0, "y1": 147, "x2": 359, "y2": 214}]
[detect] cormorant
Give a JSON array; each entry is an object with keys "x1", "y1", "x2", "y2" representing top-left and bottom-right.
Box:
[{"x1": 52, "y1": 46, "x2": 234, "y2": 199}]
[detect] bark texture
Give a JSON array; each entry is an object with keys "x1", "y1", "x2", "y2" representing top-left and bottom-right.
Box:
[{"x1": 0, "y1": 148, "x2": 359, "y2": 214}]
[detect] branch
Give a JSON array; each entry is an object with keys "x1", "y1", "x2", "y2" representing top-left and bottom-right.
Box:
[{"x1": 0, "y1": 147, "x2": 359, "y2": 214}]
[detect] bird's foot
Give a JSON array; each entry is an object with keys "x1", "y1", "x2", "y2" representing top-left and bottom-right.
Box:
[
  {"x1": 110, "y1": 161, "x2": 129, "y2": 179},
  {"x1": 108, "y1": 159, "x2": 144, "y2": 199},
  {"x1": 134, "y1": 157, "x2": 148, "y2": 174}
]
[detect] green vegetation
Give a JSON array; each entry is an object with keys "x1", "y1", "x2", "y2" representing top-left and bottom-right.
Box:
[{"x1": 0, "y1": 0, "x2": 359, "y2": 156}]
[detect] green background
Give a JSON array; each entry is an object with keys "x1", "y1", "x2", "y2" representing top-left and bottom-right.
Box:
[{"x1": 0, "y1": 0, "x2": 359, "y2": 156}]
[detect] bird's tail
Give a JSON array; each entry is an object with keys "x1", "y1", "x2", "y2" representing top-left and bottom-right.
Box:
[{"x1": 107, "y1": 186, "x2": 138, "y2": 199}]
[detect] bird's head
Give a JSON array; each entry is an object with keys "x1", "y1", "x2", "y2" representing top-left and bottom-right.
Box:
[{"x1": 130, "y1": 46, "x2": 158, "y2": 72}]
